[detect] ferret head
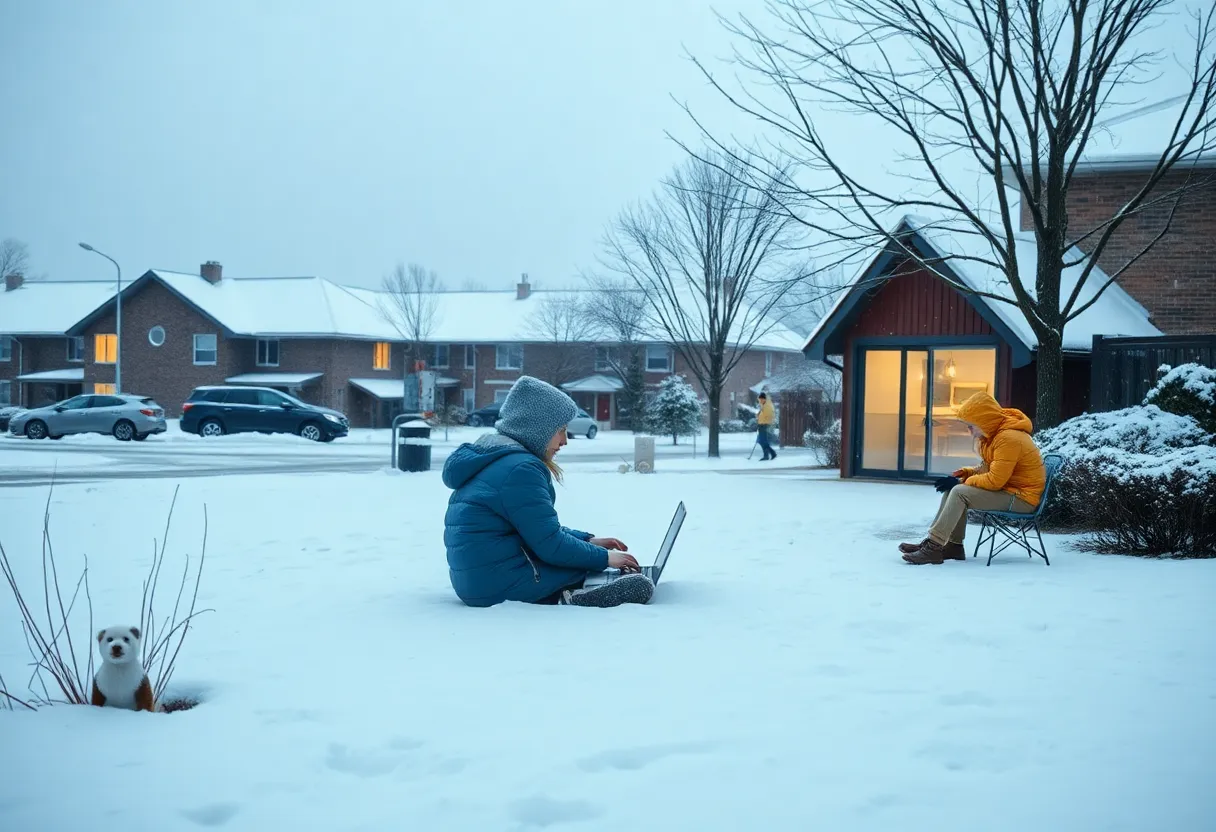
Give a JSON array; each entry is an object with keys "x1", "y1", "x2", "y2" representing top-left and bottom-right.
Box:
[{"x1": 97, "y1": 626, "x2": 141, "y2": 664}]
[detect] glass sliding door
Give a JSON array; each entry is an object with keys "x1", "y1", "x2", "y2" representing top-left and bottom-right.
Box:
[
  {"x1": 860, "y1": 350, "x2": 901, "y2": 471},
  {"x1": 901, "y1": 351, "x2": 929, "y2": 474},
  {"x1": 927, "y1": 347, "x2": 998, "y2": 475},
  {"x1": 858, "y1": 344, "x2": 998, "y2": 478}
]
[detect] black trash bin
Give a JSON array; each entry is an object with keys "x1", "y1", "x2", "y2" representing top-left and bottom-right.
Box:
[{"x1": 395, "y1": 419, "x2": 433, "y2": 472}]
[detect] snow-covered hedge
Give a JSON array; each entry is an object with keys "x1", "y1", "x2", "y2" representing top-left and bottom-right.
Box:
[
  {"x1": 803, "y1": 420, "x2": 842, "y2": 468},
  {"x1": 1145, "y1": 363, "x2": 1216, "y2": 433},
  {"x1": 1036, "y1": 405, "x2": 1215, "y2": 557},
  {"x1": 720, "y1": 419, "x2": 751, "y2": 433}
]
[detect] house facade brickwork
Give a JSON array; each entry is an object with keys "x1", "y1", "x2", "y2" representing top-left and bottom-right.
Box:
[{"x1": 1018, "y1": 167, "x2": 1216, "y2": 335}]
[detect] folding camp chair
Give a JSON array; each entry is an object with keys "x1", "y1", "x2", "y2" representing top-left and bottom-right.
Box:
[{"x1": 971, "y1": 453, "x2": 1065, "y2": 567}]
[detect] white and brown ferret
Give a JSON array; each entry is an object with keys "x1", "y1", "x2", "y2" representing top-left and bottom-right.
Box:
[{"x1": 91, "y1": 625, "x2": 155, "y2": 712}]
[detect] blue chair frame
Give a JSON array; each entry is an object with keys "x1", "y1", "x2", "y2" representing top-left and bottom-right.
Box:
[{"x1": 971, "y1": 453, "x2": 1065, "y2": 567}]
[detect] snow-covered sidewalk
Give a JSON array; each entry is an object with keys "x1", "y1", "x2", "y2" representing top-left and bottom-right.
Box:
[{"x1": 1, "y1": 468, "x2": 1212, "y2": 830}]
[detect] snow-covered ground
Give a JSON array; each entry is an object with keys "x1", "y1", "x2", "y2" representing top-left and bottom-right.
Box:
[{"x1": 1, "y1": 462, "x2": 1213, "y2": 830}]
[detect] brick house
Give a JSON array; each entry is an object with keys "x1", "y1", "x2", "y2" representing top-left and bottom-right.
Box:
[
  {"x1": 57, "y1": 264, "x2": 803, "y2": 429},
  {"x1": 0, "y1": 273, "x2": 115, "y2": 408}
]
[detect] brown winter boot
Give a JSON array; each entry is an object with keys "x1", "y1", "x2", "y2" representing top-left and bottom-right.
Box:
[
  {"x1": 899, "y1": 539, "x2": 965, "y2": 560},
  {"x1": 902, "y1": 538, "x2": 949, "y2": 565}
]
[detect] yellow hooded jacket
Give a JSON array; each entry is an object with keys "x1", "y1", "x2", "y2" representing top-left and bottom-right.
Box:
[
  {"x1": 954, "y1": 392, "x2": 1046, "y2": 507},
  {"x1": 757, "y1": 398, "x2": 775, "y2": 426}
]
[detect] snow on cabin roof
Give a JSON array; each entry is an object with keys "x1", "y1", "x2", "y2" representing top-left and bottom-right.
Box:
[
  {"x1": 84, "y1": 269, "x2": 807, "y2": 352},
  {"x1": 803, "y1": 214, "x2": 1161, "y2": 356},
  {"x1": 905, "y1": 215, "x2": 1162, "y2": 351},
  {"x1": 0, "y1": 280, "x2": 118, "y2": 336}
]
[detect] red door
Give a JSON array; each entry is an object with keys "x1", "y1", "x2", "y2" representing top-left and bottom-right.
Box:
[{"x1": 595, "y1": 394, "x2": 612, "y2": 422}]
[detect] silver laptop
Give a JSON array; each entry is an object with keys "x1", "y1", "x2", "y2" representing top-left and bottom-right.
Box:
[{"x1": 583, "y1": 502, "x2": 686, "y2": 588}]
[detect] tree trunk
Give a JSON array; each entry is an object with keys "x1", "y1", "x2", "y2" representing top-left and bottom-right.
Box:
[
  {"x1": 707, "y1": 383, "x2": 722, "y2": 457},
  {"x1": 1034, "y1": 329, "x2": 1065, "y2": 430}
]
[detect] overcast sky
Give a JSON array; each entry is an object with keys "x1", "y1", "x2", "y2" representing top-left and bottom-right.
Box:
[{"x1": 1, "y1": 0, "x2": 1203, "y2": 292}]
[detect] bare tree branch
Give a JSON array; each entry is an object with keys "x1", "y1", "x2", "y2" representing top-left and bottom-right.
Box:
[
  {"x1": 0, "y1": 238, "x2": 30, "y2": 280},
  {"x1": 681, "y1": 0, "x2": 1216, "y2": 428},
  {"x1": 522, "y1": 293, "x2": 598, "y2": 387},
  {"x1": 376, "y1": 262, "x2": 444, "y2": 368}
]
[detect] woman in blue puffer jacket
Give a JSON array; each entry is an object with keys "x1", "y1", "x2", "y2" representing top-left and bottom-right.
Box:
[{"x1": 442, "y1": 375, "x2": 655, "y2": 608}]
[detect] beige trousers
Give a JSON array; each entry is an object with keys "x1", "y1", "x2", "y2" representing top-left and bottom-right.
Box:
[{"x1": 928, "y1": 485, "x2": 1035, "y2": 545}]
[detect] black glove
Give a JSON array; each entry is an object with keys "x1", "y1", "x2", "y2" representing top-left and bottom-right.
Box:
[{"x1": 934, "y1": 475, "x2": 960, "y2": 493}]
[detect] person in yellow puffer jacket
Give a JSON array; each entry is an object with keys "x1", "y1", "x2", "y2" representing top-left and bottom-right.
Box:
[
  {"x1": 756, "y1": 392, "x2": 777, "y2": 461},
  {"x1": 902, "y1": 391, "x2": 1046, "y2": 565}
]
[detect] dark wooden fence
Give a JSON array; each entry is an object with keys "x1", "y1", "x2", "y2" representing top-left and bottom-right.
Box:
[
  {"x1": 778, "y1": 393, "x2": 842, "y2": 446},
  {"x1": 1090, "y1": 334, "x2": 1216, "y2": 411}
]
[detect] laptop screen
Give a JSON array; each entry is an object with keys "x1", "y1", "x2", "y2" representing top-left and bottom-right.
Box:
[{"x1": 652, "y1": 502, "x2": 686, "y2": 576}]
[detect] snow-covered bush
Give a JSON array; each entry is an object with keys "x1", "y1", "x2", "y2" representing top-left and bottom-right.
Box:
[
  {"x1": 429, "y1": 405, "x2": 468, "y2": 427},
  {"x1": 1036, "y1": 404, "x2": 1212, "y2": 456},
  {"x1": 645, "y1": 375, "x2": 705, "y2": 445},
  {"x1": 719, "y1": 419, "x2": 750, "y2": 434},
  {"x1": 803, "y1": 419, "x2": 842, "y2": 468},
  {"x1": 1058, "y1": 447, "x2": 1216, "y2": 557},
  {"x1": 1145, "y1": 363, "x2": 1216, "y2": 434},
  {"x1": 1036, "y1": 405, "x2": 1215, "y2": 557}
]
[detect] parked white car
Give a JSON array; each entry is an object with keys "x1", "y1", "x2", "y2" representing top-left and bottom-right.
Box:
[{"x1": 567, "y1": 408, "x2": 598, "y2": 439}]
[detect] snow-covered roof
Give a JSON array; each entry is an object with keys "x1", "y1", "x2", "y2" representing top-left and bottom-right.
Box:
[
  {"x1": 562, "y1": 374, "x2": 625, "y2": 393},
  {"x1": 803, "y1": 214, "x2": 1161, "y2": 358},
  {"x1": 69, "y1": 269, "x2": 806, "y2": 353},
  {"x1": 0, "y1": 280, "x2": 118, "y2": 336},
  {"x1": 225, "y1": 372, "x2": 323, "y2": 386},
  {"x1": 348, "y1": 378, "x2": 405, "y2": 399},
  {"x1": 749, "y1": 361, "x2": 842, "y2": 400},
  {"x1": 16, "y1": 367, "x2": 85, "y2": 382}
]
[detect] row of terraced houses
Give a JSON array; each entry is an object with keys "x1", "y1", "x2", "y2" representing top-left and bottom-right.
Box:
[{"x1": 0, "y1": 266, "x2": 808, "y2": 429}]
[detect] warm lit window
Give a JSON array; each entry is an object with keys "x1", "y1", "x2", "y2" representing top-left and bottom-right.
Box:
[
  {"x1": 95, "y1": 334, "x2": 117, "y2": 364},
  {"x1": 93, "y1": 383, "x2": 116, "y2": 395},
  {"x1": 374, "y1": 342, "x2": 391, "y2": 370}
]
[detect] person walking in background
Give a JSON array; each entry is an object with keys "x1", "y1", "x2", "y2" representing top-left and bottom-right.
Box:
[{"x1": 756, "y1": 392, "x2": 777, "y2": 461}]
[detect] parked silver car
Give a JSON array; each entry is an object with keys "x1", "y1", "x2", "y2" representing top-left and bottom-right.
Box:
[
  {"x1": 9, "y1": 393, "x2": 167, "y2": 441},
  {"x1": 566, "y1": 408, "x2": 599, "y2": 439}
]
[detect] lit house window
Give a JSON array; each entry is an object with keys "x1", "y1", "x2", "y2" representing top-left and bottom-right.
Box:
[
  {"x1": 374, "y1": 342, "x2": 391, "y2": 370},
  {"x1": 93, "y1": 383, "x2": 116, "y2": 395},
  {"x1": 95, "y1": 334, "x2": 117, "y2": 364}
]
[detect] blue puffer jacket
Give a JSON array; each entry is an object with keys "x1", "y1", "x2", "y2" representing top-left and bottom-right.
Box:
[{"x1": 442, "y1": 434, "x2": 610, "y2": 607}]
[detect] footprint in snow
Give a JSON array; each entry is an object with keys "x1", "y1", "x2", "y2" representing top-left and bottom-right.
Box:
[
  {"x1": 181, "y1": 802, "x2": 240, "y2": 827},
  {"x1": 509, "y1": 796, "x2": 603, "y2": 828},
  {"x1": 576, "y1": 739, "x2": 719, "y2": 772},
  {"x1": 324, "y1": 737, "x2": 464, "y2": 779}
]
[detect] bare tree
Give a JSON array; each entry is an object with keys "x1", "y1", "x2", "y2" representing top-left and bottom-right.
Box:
[
  {"x1": 602, "y1": 150, "x2": 802, "y2": 457},
  {"x1": 0, "y1": 238, "x2": 30, "y2": 280},
  {"x1": 523, "y1": 293, "x2": 598, "y2": 387},
  {"x1": 580, "y1": 274, "x2": 651, "y2": 431},
  {"x1": 376, "y1": 263, "x2": 444, "y2": 398},
  {"x1": 684, "y1": 0, "x2": 1216, "y2": 429}
]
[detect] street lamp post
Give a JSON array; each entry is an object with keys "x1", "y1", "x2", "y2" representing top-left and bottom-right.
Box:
[{"x1": 78, "y1": 243, "x2": 122, "y2": 394}]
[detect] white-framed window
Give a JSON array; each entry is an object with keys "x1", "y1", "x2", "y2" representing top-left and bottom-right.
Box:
[
  {"x1": 0, "y1": 379, "x2": 10, "y2": 404},
  {"x1": 464, "y1": 345, "x2": 477, "y2": 369},
  {"x1": 193, "y1": 333, "x2": 218, "y2": 365},
  {"x1": 148, "y1": 326, "x2": 166, "y2": 347},
  {"x1": 645, "y1": 344, "x2": 672, "y2": 373},
  {"x1": 66, "y1": 336, "x2": 84, "y2": 362},
  {"x1": 494, "y1": 388, "x2": 511, "y2": 403},
  {"x1": 432, "y1": 344, "x2": 450, "y2": 368},
  {"x1": 496, "y1": 344, "x2": 524, "y2": 370},
  {"x1": 0, "y1": 335, "x2": 13, "y2": 362},
  {"x1": 256, "y1": 339, "x2": 280, "y2": 367},
  {"x1": 595, "y1": 347, "x2": 613, "y2": 372},
  {"x1": 765, "y1": 351, "x2": 773, "y2": 377},
  {"x1": 462, "y1": 388, "x2": 475, "y2": 412}
]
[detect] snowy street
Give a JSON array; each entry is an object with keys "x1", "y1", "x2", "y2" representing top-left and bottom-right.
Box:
[
  {"x1": 1, "y1": 456, "x2": 1212, "y2": 830},
  {"x1": 0, "y1": 424, "x2": 805, "y2": 486}
]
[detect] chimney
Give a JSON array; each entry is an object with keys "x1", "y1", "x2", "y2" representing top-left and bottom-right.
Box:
[
  {"x1": 516, "y1": 272, "x2": 530, "y2": 300},
  {"x1": 4, "y1": 273, "x2": 23, "y2": 292},
  {"x1": 201, "y1": 261, "x2": 222, "y2": 284}
]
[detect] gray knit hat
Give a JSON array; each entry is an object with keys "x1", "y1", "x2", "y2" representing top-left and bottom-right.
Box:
[{"x1": 495, "y1": 375, "x2": 578, "y2": 458}]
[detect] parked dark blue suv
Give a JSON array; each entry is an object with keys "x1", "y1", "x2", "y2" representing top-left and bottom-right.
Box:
[{"x1": 180, "y1": 386, "x2": 349, "y2": 442}]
